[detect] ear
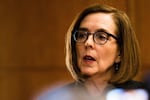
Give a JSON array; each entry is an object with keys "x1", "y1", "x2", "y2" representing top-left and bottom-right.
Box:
[{"x1": 115, "y1": 54, "x2": 121, "y2": 63}]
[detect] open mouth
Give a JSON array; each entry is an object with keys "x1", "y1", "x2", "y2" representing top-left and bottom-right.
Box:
[{"x1": 83, "y1": 55, "x2": 96, "y2": 61}]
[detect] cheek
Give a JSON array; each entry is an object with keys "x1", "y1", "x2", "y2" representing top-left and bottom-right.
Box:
[
  {"x1": 96, "y1": 49, "x2": 109, "y2": 61},
  {"x1": 76, "y1": 45, "x2": 83, "y2": 61},
  {"x1": 76, "y1": 46, "x2": 83, "y2": 69},
  {"x1": 97, "y1": 46, "x2": 119, "y2": 63}
]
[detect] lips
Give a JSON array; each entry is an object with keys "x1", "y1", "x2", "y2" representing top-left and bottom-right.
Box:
[{"x1": 83, "y1": 55, "x2": 96, "y2": 61}]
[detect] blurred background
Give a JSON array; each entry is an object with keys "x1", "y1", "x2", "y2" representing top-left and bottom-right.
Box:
[{"x1": 0, "y1": 0, "x2": 150, "y2": 100}]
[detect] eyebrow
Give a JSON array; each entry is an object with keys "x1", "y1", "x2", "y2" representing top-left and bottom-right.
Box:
[
  {"x1": 96, "y1": 29, "x2": 110, "y2": 33},
  {"x1": 78, "y1": 27, "x2": 88, "y2": 31},
  {"x1": 78, "y1": 27, "x2": 110, "y2": 33}
]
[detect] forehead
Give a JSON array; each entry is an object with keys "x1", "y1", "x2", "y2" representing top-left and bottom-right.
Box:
[{"x1": 79, "y1": 13, "x2": 117, "y2": 34}]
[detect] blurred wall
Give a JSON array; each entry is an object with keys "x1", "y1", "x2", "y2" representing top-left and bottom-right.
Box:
[{"x1": 0, "y1": 0, "x2": 149, "y2": 100}]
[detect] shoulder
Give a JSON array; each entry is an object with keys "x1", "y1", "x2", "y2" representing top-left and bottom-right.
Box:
[
  {"x1": 35, "y1": 82, "x2": 76, "y2": 100},
  {"x1": 114, "y1": 80, "x2": 145, "y2": 89}
]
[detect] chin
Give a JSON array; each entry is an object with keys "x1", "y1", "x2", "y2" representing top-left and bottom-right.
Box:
[
  {"x1": 81, "y1": 70, "x2": 96, "y2": 77},
  {"x1": 79, "y1": 65, "x2": 99, "y2": 77}
]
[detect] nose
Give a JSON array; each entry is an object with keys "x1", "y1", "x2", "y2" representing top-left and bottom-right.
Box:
[{"x1": 85, "y1": 35, "x2": 95, "y2": 48}]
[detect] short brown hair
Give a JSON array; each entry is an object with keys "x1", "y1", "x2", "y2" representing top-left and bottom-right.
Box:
[{"x1": 65, "y1": 4, "x2": 140, "y2": 84}]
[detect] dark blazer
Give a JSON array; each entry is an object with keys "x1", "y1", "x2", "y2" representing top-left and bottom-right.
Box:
[{"x1": 114, "y1": 80, "x2": 145, "y2": 89}]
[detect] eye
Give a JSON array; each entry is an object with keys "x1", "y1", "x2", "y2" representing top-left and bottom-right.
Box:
[
  {"x1": 73, "y1": 31, "x2": 88, "y2": 42},
  {"x1": 77, "y1": 31, "x2": 87, "y2": 39},
  {"x1": 95, "y1": 32, "x2": 108, "y2": 41}
]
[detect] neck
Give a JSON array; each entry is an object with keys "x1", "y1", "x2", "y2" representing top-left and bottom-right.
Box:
[{"x1": 83, "y1": 72, "x2": 113, "y2": 96}]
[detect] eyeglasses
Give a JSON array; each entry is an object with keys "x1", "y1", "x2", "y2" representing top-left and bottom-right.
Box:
[{"x1": 73, "y1": 30, "x2": 118, "y2": 45}]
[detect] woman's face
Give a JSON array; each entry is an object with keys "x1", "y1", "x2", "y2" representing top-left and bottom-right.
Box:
[{"x1": 75, "y1": 13, "x2": 120, "y2": 77}]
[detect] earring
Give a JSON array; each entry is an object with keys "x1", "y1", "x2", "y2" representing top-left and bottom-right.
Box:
[{"x1": 115, "y1": 63, "x2": 120, "y2": 72}]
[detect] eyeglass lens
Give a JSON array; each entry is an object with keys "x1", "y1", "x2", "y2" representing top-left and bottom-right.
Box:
[{"x1": 73, "y1": 31, "x2": 110, "y2": 45}]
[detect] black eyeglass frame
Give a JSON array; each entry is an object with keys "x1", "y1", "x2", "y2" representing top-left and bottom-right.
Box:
[{"x1": 73, "y1": 30, "x2": 118, "y2": 45}]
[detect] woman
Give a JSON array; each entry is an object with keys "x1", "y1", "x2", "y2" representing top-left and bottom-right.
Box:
[
  {"x1": 37, "y1": 4, "x2": 145, "y2": 100},
  {"x1": 65, "y1": 4, "x2": 144, "y2": 99}
]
